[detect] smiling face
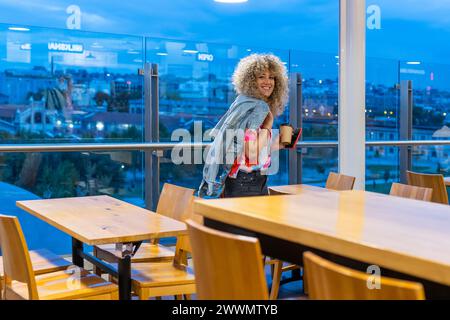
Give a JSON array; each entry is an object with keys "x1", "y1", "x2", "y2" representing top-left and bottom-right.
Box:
[{"x1": 256, "y1": 70, "x2": 275, "y2": 99}]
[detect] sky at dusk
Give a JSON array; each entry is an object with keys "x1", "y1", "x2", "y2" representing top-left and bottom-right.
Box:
[{"x1": 0, "y1": 0, "x2": 449, "y2": 65}]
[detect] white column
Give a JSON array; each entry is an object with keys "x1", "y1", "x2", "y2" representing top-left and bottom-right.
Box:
[{"x1": 339, "y1": 0, "x2": 366, "y2": 190}]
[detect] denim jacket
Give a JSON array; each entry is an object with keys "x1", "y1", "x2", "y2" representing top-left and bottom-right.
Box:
[{"x1": 198, "y1": 95, "x2": 270, "y2": 198}]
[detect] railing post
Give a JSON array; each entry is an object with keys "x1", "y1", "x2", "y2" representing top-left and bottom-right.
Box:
[
  {"x1": 399, "y1": 80, "x2": 413, "y2": 184},
  {"x1": 144, "y1": 63, "x2": 160, "y2": 210},
  {"x1": 288, "y1": 72, "x2": 303, "y2": 184}
]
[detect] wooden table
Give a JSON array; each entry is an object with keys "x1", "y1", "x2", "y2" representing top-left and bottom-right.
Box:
[
  {"x1": 269, "y1": 184, "x2": 335, "y2": 195},
  {"x1": 17, "y1": 195, "x2": 187, "y2": 300},
  {"x1": 195, "y1": 189, "x2": 450, "y2": 299}
]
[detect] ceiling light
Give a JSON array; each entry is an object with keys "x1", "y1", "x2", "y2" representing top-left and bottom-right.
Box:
[
  {"x1": 406, "y1": 61, "x2": 421, "y2": 65},
  {"x1": 214, "y1": 0, "x2": 248, "y2": 3},
  {"x1": 183, "y1": 43, "x2": 198, "y2": 54},
  {"x1": 8, "y1": 26, "x2": 30, "y2": 32}
]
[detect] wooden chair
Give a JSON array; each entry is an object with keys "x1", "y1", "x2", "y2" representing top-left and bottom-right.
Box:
[
  {"x1": 186, "y1": 219, "x2": 268, "y2": 300},
  {"x1": 0, "y1": 214, "x2": 118, "y2": 300},
  {"x1": 94, "y1": 183, "x2": 195, "y2": 266},
  {"x1": 125, "y1": 234, "x2": 195, "y2": 300},
  {"x1": 303, "y1": 251, "x2": 425, "y2": 300},
  {"x1": 407, "y1": 171, "x2": 449, "y2": 204},
  {"x1": 1, "y1": 248, "x2": 72, "y2": 298},
  {"x1": 325, "y1": 172, "x2": 356, "y2": 191},
  {"x1": 389, "y1": 182, "x2": 433, "y2": 202}
]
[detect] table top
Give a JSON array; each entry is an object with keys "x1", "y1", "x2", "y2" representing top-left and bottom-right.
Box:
[
  {"x1": 194, "y1": 189, "x2": 450, "y2": 286},
  {"x1": 268, "y1": 184, "x2": 335, "y2": 195},
  {"x1": 17, "y1": 195, "x2": 187, "y2": 246}
]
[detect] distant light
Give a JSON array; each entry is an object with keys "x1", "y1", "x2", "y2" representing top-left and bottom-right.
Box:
[
  {"x1": 126, "y1": 80, "x2": 131, "y2": 85},
  {"x1": 318, "y1": 80, "x2": 323, "y2": 84},
  {"x1": 56, "y1": 120, "x2": 62, "y2": 127},
  {"x1": 334, "y1": 55, "x2": 339, "y2": 59},
  {"x1": 20, "y1": 43, "x2": 31, "y2": 50},
  {"x1": 214, "y1": 0, "x2": 248, "y2": 3},
  {"x1": 183, "y1": 49, "x2": 199, "y2": 54},
  {"x1": 444, "y1": 112, "x2": 447, "y2": 117},
  {"x1": 406, "y1": 61, "x2": 421, "y2": 65},
  {"x1": 430, "y1": 72, "x2": 434, "y2": 81},
  {"x1": 305, "y1": 109, "x2": 309, "y2": 112},
  {"x1": 327, "y1": 112, "x2": 331, "y2": 116},
  {"x1": 156, "y1": 52, "x2": 168, "y2": 56},
  {"x1": 369, "y1": 109, "x2": 372, "y2": 113},
  {"x1": 8, "y1": 26, "x2": 30, "y2": 32},
  {"x1": 246, "y1": 49, "x2": 252, "y2": 52},
  {"x1": 106, "y1": 73, "x2": 111, "y2": 77},
  {"x1": 389, "y1": 111, "x2": 394, "y2": 115},
  {"x1": 91, "y1": 42, "x2": 103, "y2": 49},
  {"x1": 121, "y1": 165, "x2": 125, "y2": 169},
  {"x1": 384, "y1": 111, "x2": 387, "y2": 115},
  {"x1": 96, "y1": 122, "x2": 104, "y2": 131},
  {"x1": 68, "y1": 123, "x2": 74, "y2": 129}
]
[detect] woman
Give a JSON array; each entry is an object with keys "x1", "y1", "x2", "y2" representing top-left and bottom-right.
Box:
[{"x1": 198, "y1": 53, "x2": 289, "y2": 198}]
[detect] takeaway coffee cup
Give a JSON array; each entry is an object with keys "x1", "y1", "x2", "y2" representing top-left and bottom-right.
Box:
[{"x1": 280, "y1": 123, "x2": 294, "y2": 146}]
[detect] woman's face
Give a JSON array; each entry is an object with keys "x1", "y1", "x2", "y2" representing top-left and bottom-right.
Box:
[{"x1": 256, "y1": 70, "x2": 275, "y2": 99}]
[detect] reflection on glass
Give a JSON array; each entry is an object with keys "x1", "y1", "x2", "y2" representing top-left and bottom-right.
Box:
[
  {"x1": 365, "y1": 147, "x2": 399, "y2": 194},
  {"x1": 301, "y1": 147, "x2": 338, "y2": 186},
  {"x1": 291, "y1": 51, "x2": 338, "y2": 141},
  {"x1": 0, "y1": 23, "x2": 144, "y2": 144}
]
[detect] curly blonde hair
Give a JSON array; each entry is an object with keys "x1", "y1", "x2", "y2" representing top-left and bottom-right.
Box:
[{"x1": 232, "y1": 53, "x2": 289, "y2": 116}]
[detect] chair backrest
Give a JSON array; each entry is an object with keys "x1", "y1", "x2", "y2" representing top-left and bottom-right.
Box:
[
  {"x1": 186, "y1": 219, "x2": 268, "y2": 300},
  {"x1": 325, "y1": 172, "x2": 356, "y2": 191},
  {"x1": 389, "y1": 182, "x2": 433, "y2": 202},
  {"x1": 0, "y1": 214, "x2": 39, "y2": 300},
  {"x1": 156, "y1": 183, "x2": 195, "y2": 222},
  {"x1": 406, "y1": 171, "x2": 448, "y2": 204},
  {"x1": 303, "y1": 251, "x2": 425, "y2": 300}
]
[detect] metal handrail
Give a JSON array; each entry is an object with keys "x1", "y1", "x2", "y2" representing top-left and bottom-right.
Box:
[{"x1": 0, "y1": 140, "x2": 449, "y2": 153}]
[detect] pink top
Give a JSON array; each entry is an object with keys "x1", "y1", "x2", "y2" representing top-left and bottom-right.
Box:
[{"x1": 228, "y1": 127, "x2": 272, "y2": 178}]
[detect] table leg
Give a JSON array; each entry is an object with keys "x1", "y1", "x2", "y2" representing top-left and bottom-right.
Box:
[
  {"x1": 72, "y1": 238, "x2": 84, "y2": 268},
  {"x1": 118, "y1": 255, "x2": 132, "y2": 300}
]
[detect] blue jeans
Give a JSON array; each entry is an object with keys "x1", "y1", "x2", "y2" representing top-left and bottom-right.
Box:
[{"x1": 223, "y1": 170, "x2": 268, "y2": 198}]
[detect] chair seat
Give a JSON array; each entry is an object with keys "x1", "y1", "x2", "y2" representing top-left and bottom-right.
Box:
[
  {"x1": 130, "y1": 260, "x2": 195, "y2": 288},
  {"x1": 1, "y1": 248, "x2": 71, "y2": 276},
  {"x1": 6, "y1": 268, "x2": 118, "y2": 300},
  {"x1": 94, "y1": 243, "x2": 175, "y2": 263}
]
